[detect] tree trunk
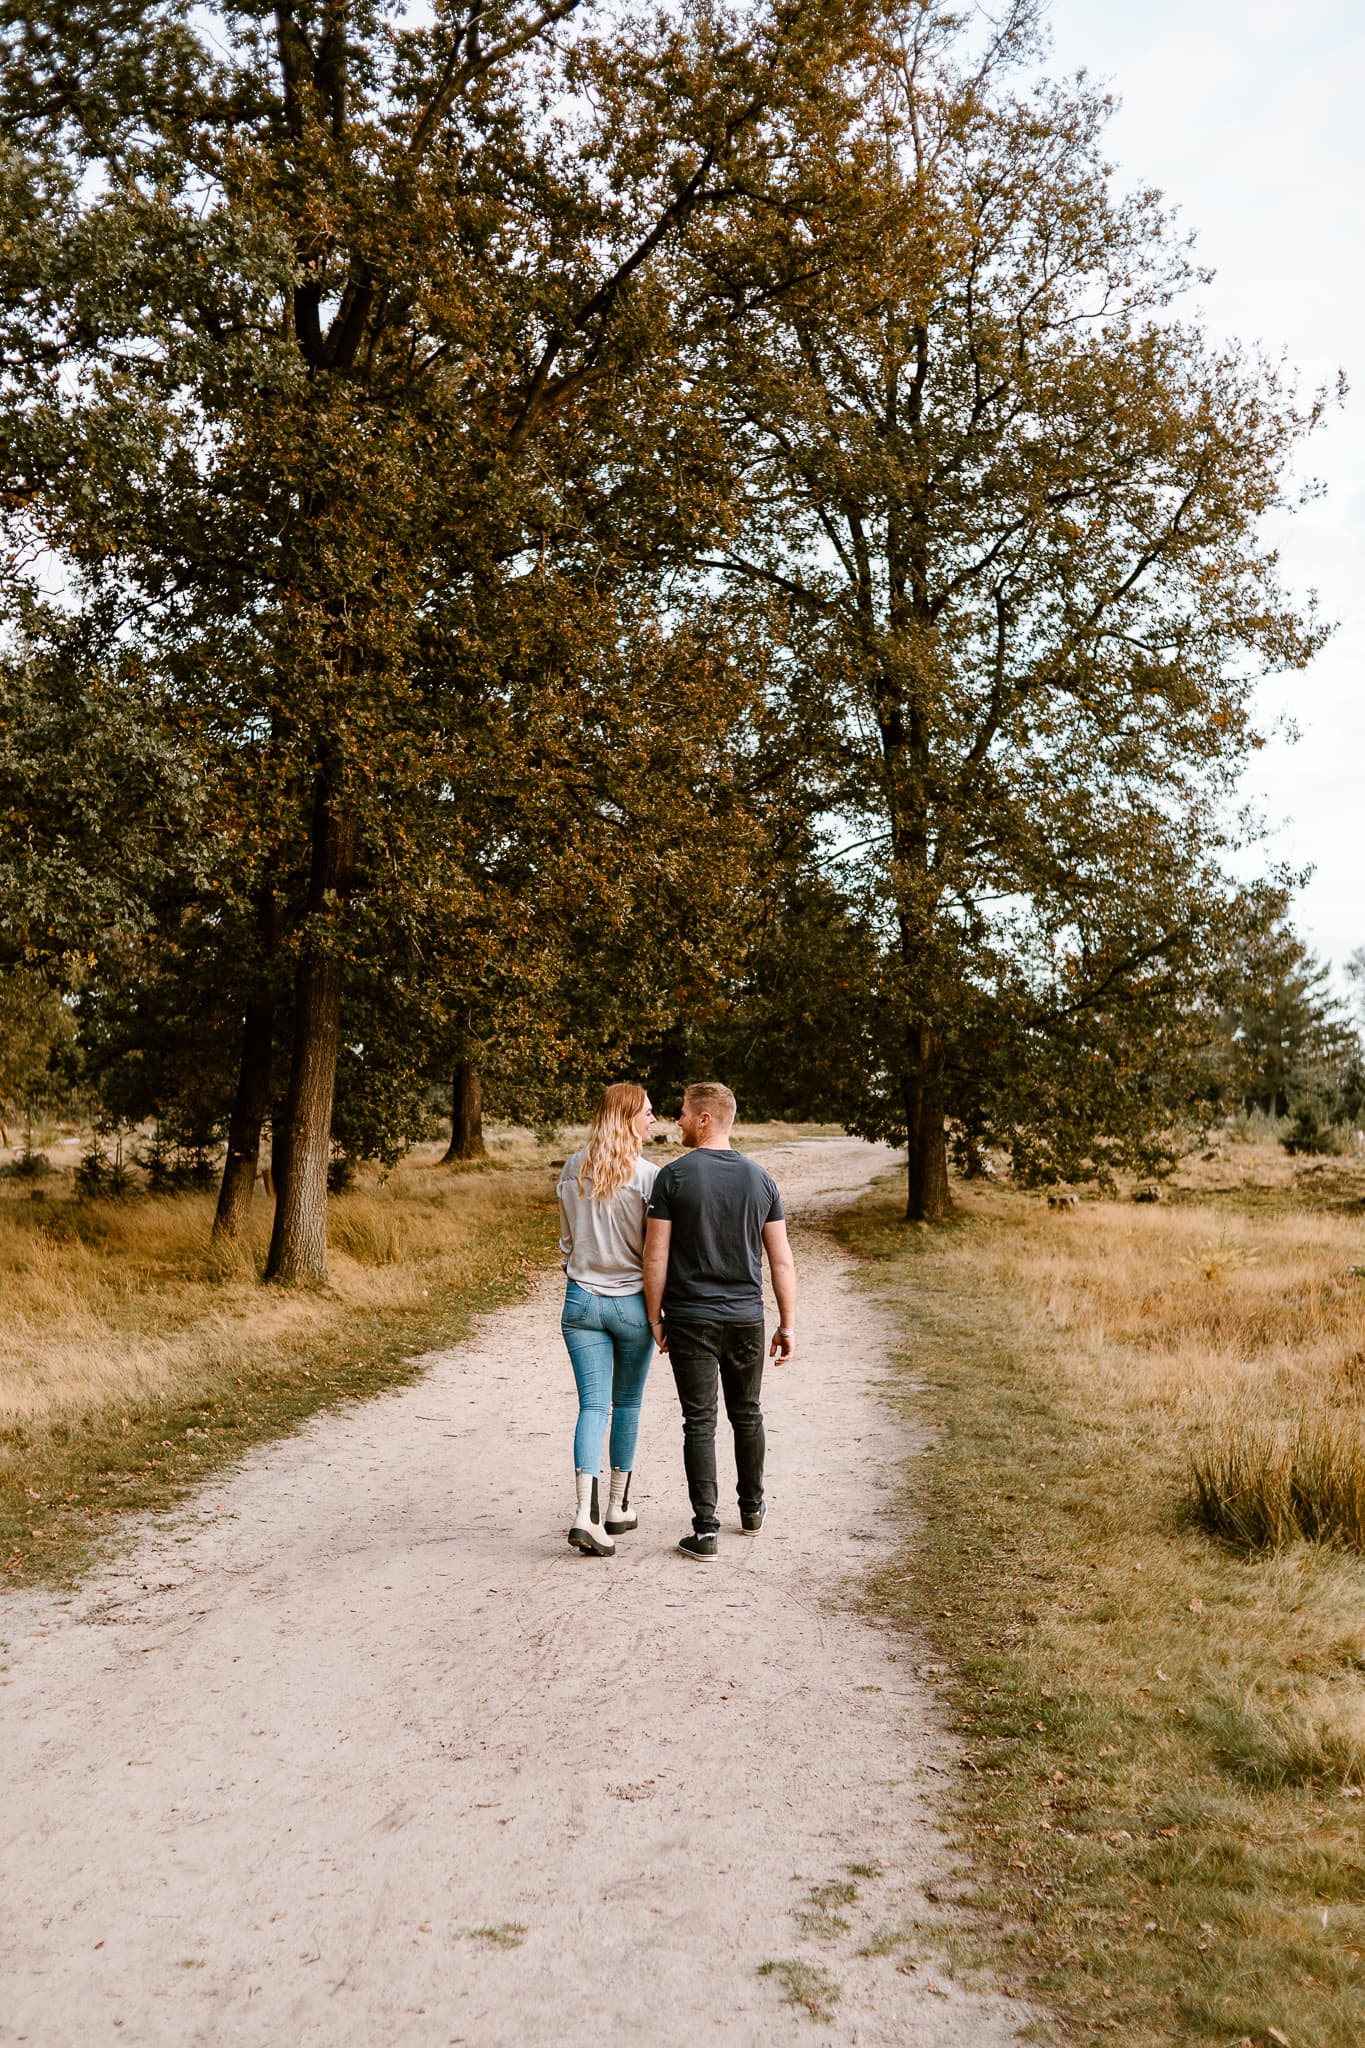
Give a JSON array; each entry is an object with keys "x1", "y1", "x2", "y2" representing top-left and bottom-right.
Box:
[
  {"x1": 441, "y1": 1059, "x2": 485, "y2": 1162},
  {"x1": 265, "y1": 951, "x2": 343, "y2": 1284},
  {"x1": 903, "y1": 1025, "x2": 951, "y2": 1222},
  {"x1": 212, "y1": 999, "x2": 275, "y2": 1241},
  {"x1": 265, "y1": 784, "x2": 354, "y2": 1286}
]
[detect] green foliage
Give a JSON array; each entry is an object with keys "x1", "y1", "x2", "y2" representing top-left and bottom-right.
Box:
[
  {"x1": 76, "y1": 937, "x2": 244, "y2": 1151},
  {"x1": 137, "y1": 1121, "x2": 217, "y2": 1194},
  {"x1": 0, "y1": 618, "x2": 198, "y2": 977},
  {"x1": 0, "y1": 967, "x2": 75, "y2": 1143},
  {"x1": 74, "y1": 1120, "x2": 134, "y2": 1199},
  {"x1": 676, "y1": 856, "x2": 884, "y2": 1124},
  {"x1": 402, "y1": 587, "x2": 779, "y2": 1128},
  {"x1": 1207, "y1": 918, "x2": 1360, "y2": 1130},
  {"x1": 329, "y1": 981, "x2": 434, "y2": 1171},
  {"x1": 1281, "y1": 1099, "x2": 1352, "y2": 1159}
]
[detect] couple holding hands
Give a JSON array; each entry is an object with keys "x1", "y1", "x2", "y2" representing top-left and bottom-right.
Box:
[{"x1": 556, "y1": 1081, "x2": 797, "y2": 1561}]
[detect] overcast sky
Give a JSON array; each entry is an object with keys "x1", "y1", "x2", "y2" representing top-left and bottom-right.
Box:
[{"x1": 1041, "y1": 0, "x2": 1363, "y2": 974}]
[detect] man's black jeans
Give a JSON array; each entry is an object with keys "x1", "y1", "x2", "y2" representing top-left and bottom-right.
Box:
[{"x1": 667, "y1": 1319, "x2": 766, "y2": 1534}]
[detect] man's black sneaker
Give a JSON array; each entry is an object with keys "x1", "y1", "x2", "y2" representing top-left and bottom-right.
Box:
[
  {"x1": 740, "y1": 1501, "x2": 767, "y2": 1533},
  {"x1": 678, "y1": 1531, "x2": 718, "y2": 1561}
]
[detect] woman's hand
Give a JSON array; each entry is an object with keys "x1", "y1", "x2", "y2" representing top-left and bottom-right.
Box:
[{"x1": 650, "y1": 1317, "x2": 669, "y2": 1353}]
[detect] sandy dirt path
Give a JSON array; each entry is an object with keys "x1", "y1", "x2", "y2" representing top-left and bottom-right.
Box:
[{"x1": 2, "y1": 1139, "x2": 1026, "y2": 2048}]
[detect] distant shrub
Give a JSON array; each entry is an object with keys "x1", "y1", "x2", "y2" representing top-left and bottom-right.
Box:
[
  {"x1": 137, "y1": 1123, "x2": 217, "y2": 1193},
  {"x1": 1190, "y1": 1407, "x2": 1365, "y2": 1552},
  {"x1": 1281, "y1": 1104, "x2": 1352, "y2": 1156},
  {"x1": 74, "y1": 1128, "x2": 133, "y2": 1199},
  {"x1": 1, "y1": 1148, "x2": 51, "y2": 1180}
]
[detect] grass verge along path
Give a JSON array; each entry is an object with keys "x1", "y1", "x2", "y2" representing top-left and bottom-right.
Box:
[
  {"x1": 839, "y1": 1181, "x2": 1365, "y2": 2048},
  {"x1": 2, "y1": 1146, "x2": 557, "y2": 1586}
]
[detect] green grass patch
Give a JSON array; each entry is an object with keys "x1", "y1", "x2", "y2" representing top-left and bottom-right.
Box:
[
  {"x1": 795, "y1": 1876, "x2": 860, "y2": 1939},
  {"x1": 757, "y1": 1958, "x2": 841, "y2": 2020}
]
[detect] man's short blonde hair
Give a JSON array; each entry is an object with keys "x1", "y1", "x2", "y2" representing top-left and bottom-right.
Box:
[{"x1": 682, "y1": 1081, "x2": 737, "y2": 1131}]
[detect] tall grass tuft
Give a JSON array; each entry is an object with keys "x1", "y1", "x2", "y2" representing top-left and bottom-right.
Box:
[
  {"x1": 1291, "y1": 1412, "x2": 1365, "y2": 1546},
  {"x1": 1190, "y1": 1406, "x2": 1365, "y2": 1552},
  {"x1": 328, "y1": 1194, "x2": 408, "y2": 1266}
]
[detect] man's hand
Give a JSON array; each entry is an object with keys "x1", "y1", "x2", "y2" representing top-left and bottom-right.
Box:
[
  {"x1": 650, "y1": 1317, "x2": 670, "y2": 1354},
  {"x1": 761, "y1": 1218, "x2": 797, "y2": 1367}
]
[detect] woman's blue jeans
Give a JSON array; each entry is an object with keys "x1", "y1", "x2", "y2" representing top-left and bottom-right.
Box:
[{"x1": 560, "y1": 1281, "x2": 654, "y2": 1473}]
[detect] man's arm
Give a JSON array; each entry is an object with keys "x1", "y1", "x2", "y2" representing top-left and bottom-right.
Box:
[
  {"x1": 644, "y1": 1216, "x2": 672, "y2": 1351},
  {"x1": 762, "y1": 1218, "x2": 797, "y2": 1363}
]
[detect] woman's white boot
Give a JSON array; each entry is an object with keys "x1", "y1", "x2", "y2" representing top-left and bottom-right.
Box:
[
  {"x1": 568, "y1": 1471, "x2": 614, "y2": 1556},
  {"x1": 605, "y1": 1468, "x2": 637, "y2": 1535}
]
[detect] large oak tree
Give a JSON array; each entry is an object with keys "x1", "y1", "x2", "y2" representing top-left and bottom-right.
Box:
[
  {"x1": 693, "y1": 0, "x2": 1330, "y2": 1214},
  {"x1": 0, "y1": 0, "x2": 854, "y2": 1275}
]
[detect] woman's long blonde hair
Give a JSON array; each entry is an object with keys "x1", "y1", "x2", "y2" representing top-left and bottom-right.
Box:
[{"x1": 577, "y1": 1082, "x2": 648, "y2": 1201}]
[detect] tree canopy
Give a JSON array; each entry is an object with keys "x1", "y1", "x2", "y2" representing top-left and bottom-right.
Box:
[{"x1": 0, "y1": 0, "x2": 1345, "y2": 1243}]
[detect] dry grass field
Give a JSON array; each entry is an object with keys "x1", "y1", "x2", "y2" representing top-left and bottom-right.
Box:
[
  {"x1": 0, "y1": 1137, "x2": 560, "y2": 1582},
  {"x1": 840, "y1": 1143, "x2": 1365, "y2": 2047},
  {"x1": 0, "y1": 1118, "x2": 841, "y2": 1584}
]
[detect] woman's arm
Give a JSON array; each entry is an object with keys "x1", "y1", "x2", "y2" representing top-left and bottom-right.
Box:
[{"x1": 643, "y1": 1217, "x2": 671, "y2": 1351}]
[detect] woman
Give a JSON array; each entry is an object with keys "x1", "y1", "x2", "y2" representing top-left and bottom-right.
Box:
[{"x1": 558, "y1": 1083, "x2": 658, "y2": 1556}]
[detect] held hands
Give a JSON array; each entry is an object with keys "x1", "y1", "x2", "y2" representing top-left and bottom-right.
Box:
[{"x1": 649, "y1": 1318, "x2": 790, "y2": 1361}]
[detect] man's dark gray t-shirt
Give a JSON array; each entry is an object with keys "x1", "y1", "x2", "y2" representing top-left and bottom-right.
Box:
[{"x1": 647, "y1": 1148, "x2": 785, "y2": 1324}]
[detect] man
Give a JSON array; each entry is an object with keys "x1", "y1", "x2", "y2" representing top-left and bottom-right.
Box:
[{"x1": 643, "y1": 1081, "x2": 797, "y2": 1560}]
